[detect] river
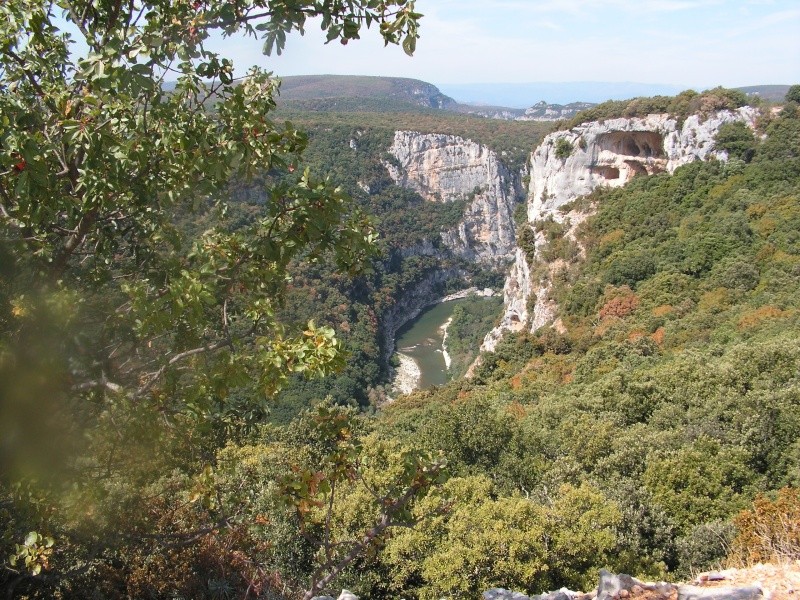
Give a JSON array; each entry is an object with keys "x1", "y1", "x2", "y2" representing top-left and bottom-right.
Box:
[{"x1": 392, "y1": 298, "x2": 471, "y2": 393}]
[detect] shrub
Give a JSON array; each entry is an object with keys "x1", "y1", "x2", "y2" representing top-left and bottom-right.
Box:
[
  {"x1": 604, "y1": 250, "x2": 657, "y2": 286},
  {"x1": 513, "y1": 202, "x2": 529, "y2": 227},
  {"x1": 715, "y1": 122, "x2": 757, "y2": 162},
  {"x1": 643, "y1": 438, "x2": 756, "y2": 532},
  {"x1": 695, "y1": 87, "x2": 748, "y2": 114},
  {"x1": 676, "y1": 521, "x2": 736, "y2": 576},
  {"x1": 599, "y1": 288, "x2": 640, "y2": 320},
  {"x1": 729, "y1": 487, "x2": 800, "y2": 564},
  {"x1": 564, "y1": 280, "x2": 604, "y2": 317},
  {"x1": 517, "y1": 224, "x2": 537, "y2": 265},
  {"x1": 738, "y1": 305, "x2": 788, "y2": 330},
  {"x1": 555, "y1": 137, "x2": 574, "y2": 160}
]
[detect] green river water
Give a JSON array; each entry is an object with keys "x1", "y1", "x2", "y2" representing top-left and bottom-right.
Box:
[{"x1": 394, "y1": 298, "x2": 469, "y2": 389}]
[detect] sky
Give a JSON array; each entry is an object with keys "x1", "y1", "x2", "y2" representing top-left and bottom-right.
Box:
[{"x1": 206, "y1": 0, "x2": 800, "y2": 95}]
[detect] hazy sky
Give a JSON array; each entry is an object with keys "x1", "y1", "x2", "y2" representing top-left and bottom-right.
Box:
[{"x1": 208, "y1": 0, "x2": 800, "y2": 90}]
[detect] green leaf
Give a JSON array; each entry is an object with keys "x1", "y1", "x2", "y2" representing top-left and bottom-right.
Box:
[{"x1": 402, "y1": 34, "x2": 416, "y2": 56}]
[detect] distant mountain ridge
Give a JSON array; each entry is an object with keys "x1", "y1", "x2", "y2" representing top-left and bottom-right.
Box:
[
  {"x1": 275, "y1": 75, "x2": 597, "y2": 121},
  {"x1": 274, "y1": 75, "x2": 793, "y2": 122},
  {"x1": 277, "y1": 75, "x2": 457, "y2": 110},
  {"x1": 737, "y1": 85, "x2": 792, "y2": 102}
]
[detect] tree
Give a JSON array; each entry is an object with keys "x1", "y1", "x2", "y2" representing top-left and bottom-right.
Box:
[
  {"x1": 1, "y1": 0, "x2": 422, "y2": 423},
  {"x1": 785, "y1": 84, "x2": 800, "y2": 104},
  {"x1": 714, "y1": 121, "x2": 757, "y2": 162},
  {"x1": 0, "y1": 0, "x2": 423, "y2": 595}
]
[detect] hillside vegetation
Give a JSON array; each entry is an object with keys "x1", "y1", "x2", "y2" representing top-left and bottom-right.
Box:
[
  {"x1": 366, "y1": 101, "x2": 800, "y2": 597},
  {"x1": 279, "y1": 109, "x2": 551, "y2": 169},
  {"x1": 560, "y1": 87, "x2": 755, "y2": 130},
  {"x1": 80, "y1": 94, "x2": 799, "y2": 600},
  {"x1": 4, "y1": 42, "x2": 799, "y2": 597}
]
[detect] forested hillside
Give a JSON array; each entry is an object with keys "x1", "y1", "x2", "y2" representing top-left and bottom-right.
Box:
[
  {"x1": 365, "y1": 100, "x2": 800, "y2": 597},
  {"x1": 276, "y1": 74, "x2": 457, "y2": 111},
  {"x1": 212, "y1": 95, "x2": 800, "y2": 598}
]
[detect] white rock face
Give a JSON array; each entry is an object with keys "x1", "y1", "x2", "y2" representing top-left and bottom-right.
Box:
[
  {"x1": 480, "y1": 248, "x2": 531, "y2": 352},
  {"x1": 482, "y1": 107, "x2": 759, "y2": 351},
  {"x1": 528, "y1": 107, "x2": 758, "y2": 221},
  {"x1": 386, "y1": 131, "x2": 519, "y2": 264}
]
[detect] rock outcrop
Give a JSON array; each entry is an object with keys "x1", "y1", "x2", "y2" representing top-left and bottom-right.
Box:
[
  {"x1": 386, "y1": 131, "x2": 520, "y2": 264},
  {"x1": 517, "y1": 100, "x2": 597, "y2": 122},
  {"x1": 482, "y1": 107, "x2": 759, "y2": 351},
  {"x1": 311, "y1": 591, "x2": 358, "y2": 600},
  {"x1": 479, "y1": 247, "x2": 532, "y2": 351},
  {"x1": 323, "y1": 566, "x2": 793, "y2": 600},
  {"x1": 485, "y1": 587, "x2": 577, "y2": 600},
  {"x1": 527, "y1": 107, "x2": 758, "y2": 222},
  {"x1": 595, "y1": 570, "x2": 763, "y2": 600},
  {"x1": 483, "y1": 570, "x2": 766, "y2": 600}
]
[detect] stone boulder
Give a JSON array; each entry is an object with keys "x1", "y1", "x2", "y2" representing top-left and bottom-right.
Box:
[
  {"x1": 311, "y1": 590, "x2": 358, "y2": 600},
  {"x1": 595, "y1": 570, "x2": 762, "y2": 600},
  {"x1": 484, "y1": 586, "x2": 579, "y2": 600},
  {"x1": 677, "y1": 586, "x2": 763, "y2": 600},
  {"x1": 484, "y1": 588, "x2": 531, "y2": 600}
]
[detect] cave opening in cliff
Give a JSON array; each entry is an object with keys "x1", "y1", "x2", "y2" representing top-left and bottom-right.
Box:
[
  {"x1": 596, "y1": 131, "x2": 665, "y2": 158},
  {"x1": 593, "y1": 166, "x2": 621, "y2": 181}
]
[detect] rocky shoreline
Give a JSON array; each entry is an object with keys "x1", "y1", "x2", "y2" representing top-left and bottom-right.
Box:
[
  {"x1": 391, "y1": 352, "x2": 421, "y2": 396},
  {"x1": 440, "y1": 316, "x2": 453, "y2": 369},
  {"x1": 440, "y1": 286, "x2": 496, "y2": 302}
]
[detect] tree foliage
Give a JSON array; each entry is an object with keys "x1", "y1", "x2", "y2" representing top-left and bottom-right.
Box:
[
  {"x1": 0, "y1": 0, "x2": 423, "y2": 423},
  {"x1": 0, "y1": 0, "x2": 426, "y2": 596},
  {"x1": 785, "y1": 84, "x2": 800, "y2": 104}
]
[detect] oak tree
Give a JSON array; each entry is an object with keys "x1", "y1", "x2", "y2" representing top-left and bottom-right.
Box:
[{"x1": 1, "y1": 0, "x2": 425, "y2": 595}]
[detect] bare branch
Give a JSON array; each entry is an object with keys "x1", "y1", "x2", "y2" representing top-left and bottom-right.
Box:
[
  {"x1": 74, "y1": 378, "x2": 123, "y2": 394},
  {"x1": 134, "y1": 322, "x2": 257, "y2": 398}
]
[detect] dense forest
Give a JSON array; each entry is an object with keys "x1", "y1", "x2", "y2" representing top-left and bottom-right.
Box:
[
  {"x1": 5, "y1": 90, "x2": 799, "y2": 599},
  {"x1": 2, "y1": 2, "x2": 800, "y2": 598}
]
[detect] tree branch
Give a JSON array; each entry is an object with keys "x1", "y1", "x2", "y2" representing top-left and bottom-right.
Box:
[
  {"x1": 4, "y1": 49, "x2": 60, "y2": 115},
  {"x1": 302, "y1": 473, "x2": 439, "y2": 600},
  {"x1": 50, "y1": 207, "x2": 98, "y2": 277},
  {"x1": 134, "y1": 321, "x2": 257, "y2": 398}
]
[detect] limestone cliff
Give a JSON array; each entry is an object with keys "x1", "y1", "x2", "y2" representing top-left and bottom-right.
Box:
[
  {"x1": 482, "y1": 107, "x2": 759, "y2": 351},
  {"x1": 527, "y1": 107, "x2": 759, "y2": 221},
  {"x1": 385, "y1": 131, "x2": 520, "y2": 264}
]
